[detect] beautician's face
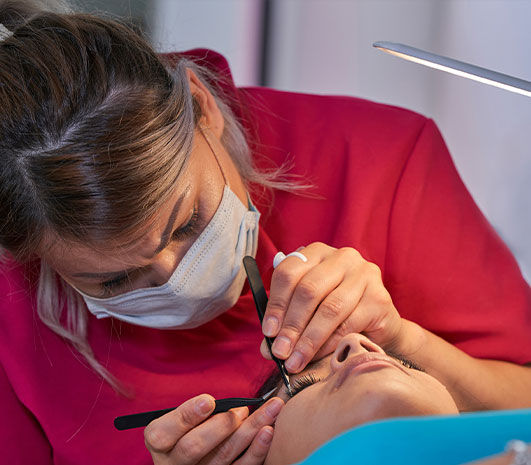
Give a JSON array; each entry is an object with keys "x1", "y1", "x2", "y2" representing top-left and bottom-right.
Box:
[
  {"x1": 265, "y1": 334, "x2": 458, "y2": 465},
  {"x1": 40, "y1": 72, "x2": 248, "y2": 298}
]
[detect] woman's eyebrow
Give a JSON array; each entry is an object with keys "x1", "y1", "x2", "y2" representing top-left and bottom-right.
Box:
[
  {"x1": 147, "y1": 184, "x2": 192, "y2": 257},
  {"x1": 72, "y1": 184, "x2": 192, "y2": 279}
]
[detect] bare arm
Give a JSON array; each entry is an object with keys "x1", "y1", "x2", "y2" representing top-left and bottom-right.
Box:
[{"x1": 395, "y1": 319, "x2": 531, "y2": 411}]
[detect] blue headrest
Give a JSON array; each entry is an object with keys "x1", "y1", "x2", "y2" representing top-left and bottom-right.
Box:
[{"x1": 299, "y1": 408, "x2": 531, "y2": 465}]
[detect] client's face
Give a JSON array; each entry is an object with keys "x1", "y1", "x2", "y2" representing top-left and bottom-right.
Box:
[{"x1": 265, "y1": 333, "x2": 458, "y2": 465}]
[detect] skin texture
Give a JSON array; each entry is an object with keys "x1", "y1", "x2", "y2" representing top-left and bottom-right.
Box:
[
  {"x1": 35, "y1": 68, "x2": 531, "y2": 464},
  {"x1": 265, "y1": 333, "x2": 459, "y2": 465},
  {"x1": 43, "y1": 71, "x2": 248, "y2": 299}
]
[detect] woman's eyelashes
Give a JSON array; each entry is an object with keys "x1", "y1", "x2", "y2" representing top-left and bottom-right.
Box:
[
  {"x1": 171, "y1": 206, "x2": 200, "y2": 241},
  {"x1": 101, "y1": 273, "x2": 131, "y2": 296},
  {"x1": 99, "y1": 206, "x2": 202, "y2": 296}
]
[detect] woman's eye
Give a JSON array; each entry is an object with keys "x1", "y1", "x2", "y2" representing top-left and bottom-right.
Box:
[
  {"x1": 101, "y1": 274, "x2": 129, "y2": 296},
  {"x1": 171, "y1": 207, "x2": 200, "y2": 241}
]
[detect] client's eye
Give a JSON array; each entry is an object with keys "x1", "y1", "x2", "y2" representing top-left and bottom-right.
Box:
[
  {"x1": 394, "y1": 355, "x2": 425, "y2": 372},
  {"x1": 291, "y1": 373, "x2": 322, "y2": 396}
]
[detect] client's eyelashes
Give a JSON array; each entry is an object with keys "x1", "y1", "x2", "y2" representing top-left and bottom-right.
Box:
[
  {"x1": 291, "y1": 373, "x2": 322, "y2": 396},
  {"x1": 393, "y1": 354, "x2": 425, "y2": 372}
]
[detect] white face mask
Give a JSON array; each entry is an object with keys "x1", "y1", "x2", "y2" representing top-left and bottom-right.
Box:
[
  {"x1": 77, "y1": 186, "x2": 260, "y2": 329},
  {"x1": 75, "y1": 127, "x2": 260, "y2": 329}
]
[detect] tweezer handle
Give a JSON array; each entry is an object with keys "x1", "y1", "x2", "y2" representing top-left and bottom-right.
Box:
[
  {"x1": 114, "y1": 397, "x2": 264, "y2": 431},
  {"x1": 242, "y1": 256, "x2": 269, "y2": 323},
  {"x1": 243, "y1": 256, "x2": 292, "y2": 395}
]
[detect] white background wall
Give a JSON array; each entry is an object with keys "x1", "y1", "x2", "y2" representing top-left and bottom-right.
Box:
[
  {"x1": 149, "y1": 0, "x2": 263, "y2": 86},
  {"x1": 150, "y1": 0, "x2": 531, "y2": 283}
]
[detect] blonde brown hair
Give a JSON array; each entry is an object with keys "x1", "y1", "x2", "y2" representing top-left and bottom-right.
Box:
[{"x1": 0, "y1": 0, "x2": 300, "y2": 389}]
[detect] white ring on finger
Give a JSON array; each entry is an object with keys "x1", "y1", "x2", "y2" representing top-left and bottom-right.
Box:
[{"x1": 273, "y1": 251, "x2": 308, "y2": 269}]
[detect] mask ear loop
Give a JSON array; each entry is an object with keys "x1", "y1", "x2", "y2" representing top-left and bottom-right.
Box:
[{"x1": 199, "y1": 125, "x2": 230, "y2": 188}]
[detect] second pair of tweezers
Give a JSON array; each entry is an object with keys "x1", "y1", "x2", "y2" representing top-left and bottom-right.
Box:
[{"x1": 114, "y1": 387, "x2": 277, "y2": 430}]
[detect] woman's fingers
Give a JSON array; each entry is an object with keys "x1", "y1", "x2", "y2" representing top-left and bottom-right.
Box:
[
  {"x1": 173, "y1": 408, "x2": 249, "y2": 464},
  {"x1": 283, "y1": 274, "x2": 366, "y2": 372},
  {"x1": 268, "y1": 246, "x2": 366, "y2": 370},
  {"x1": 263, "y1": 242, "x2": 402, "y2": 374},
  {"x1": 263, "y1": 247, "x2": 319, "y2": 339},
  {"x1": 315, "y1": 279, "x2": 401, "y2": 359},
  {"x1": 233, "y1": 426, "x2": 274, "y2": 465},
  {"x1": 260, "y1": 338, "x2": 272, "y2": 360},
  {"x1": 146, "y1": 396, "x2": 283, "y2": 465},
  {"x1": 265, "y1": 243, "x2": 338, "y2": 348},
  {"x1": 199, "y1": 397, "x2": 284, "y2": 465},
  {"x1": 144, "y1": 394, "x2": 216, "y2": 455},
  {"x1": 147, "y1": 401, "x2": 248, "y2": 465}
]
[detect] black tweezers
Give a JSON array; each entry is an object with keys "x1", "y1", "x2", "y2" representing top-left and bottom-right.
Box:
[
  {"x1": 114, "y1": 387, "x2": 277, "y2": 430},
  {"x1": 114, "y1": 256, "x2": 291, "y2": 431},
  {"x1": 242, "y1": 256, "x2": 293, "y2": 397}
]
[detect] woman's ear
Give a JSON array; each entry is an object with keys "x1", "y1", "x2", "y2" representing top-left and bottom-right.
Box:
[{"x1": 186, "y1": 68, "x2": 224, "y2": 138}]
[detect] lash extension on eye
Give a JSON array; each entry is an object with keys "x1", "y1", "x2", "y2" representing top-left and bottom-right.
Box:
[
  {"x1": 291, "y1": 373, "x2": 321, "y2": 396},
  {"x1": 395, "y1": 355, "x2": 425, "y2": 372}
]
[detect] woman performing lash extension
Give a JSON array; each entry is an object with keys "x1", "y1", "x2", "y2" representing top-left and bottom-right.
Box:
[{"x1": 0, "y1": 1, "x2": 530, "y2": 464}]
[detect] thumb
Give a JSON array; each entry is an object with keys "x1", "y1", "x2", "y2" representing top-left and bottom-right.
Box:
[{"x1": 260, "y1": 339, "x2": 273, "y2": 360}]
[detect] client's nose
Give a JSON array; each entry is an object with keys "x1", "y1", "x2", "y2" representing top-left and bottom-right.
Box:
[{"x1": 330, "y1": 333, "x2": 385, "y2": 373}]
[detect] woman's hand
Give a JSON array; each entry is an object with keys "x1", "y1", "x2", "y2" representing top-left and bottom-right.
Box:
[
  {"x1": 145, "y1": 394, "x2": 284, "y2": 465},
  {"x1": 262, "y1": 242, "x2": 405, "y2": 373}
]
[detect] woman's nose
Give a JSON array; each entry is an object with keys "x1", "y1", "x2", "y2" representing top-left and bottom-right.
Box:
[
  {"x1": 330, "y1": 333, "x2": 385, "y2": 373},
  {"x1": 148, "y1": 248, "x2": 181, "y2": 286}
]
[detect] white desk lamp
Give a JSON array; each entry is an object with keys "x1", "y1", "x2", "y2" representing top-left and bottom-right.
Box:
[{"x1": 373, "y1": 41, "x2": 531, "y2": 98}]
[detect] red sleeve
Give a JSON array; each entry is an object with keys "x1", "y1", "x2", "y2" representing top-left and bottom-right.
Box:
[
  {"x1": 385, "y1": 119, "x2": 531, "y2": 364},
  {"x1": 0, "y1": 363, "x2": 53, "y2": 464}
]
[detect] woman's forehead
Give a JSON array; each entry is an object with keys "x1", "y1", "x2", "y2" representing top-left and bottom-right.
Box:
[{"x1": 41, "y1": 184, "x2": 196, "y2": 271}]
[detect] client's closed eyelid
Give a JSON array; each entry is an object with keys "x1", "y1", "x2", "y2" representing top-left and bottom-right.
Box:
[
  {"x1": 387, "y1": 353, "x2": 425, "y2": 372},
  {"x1": 290, "y1": 372, "x2": 322, "y2": 396}
]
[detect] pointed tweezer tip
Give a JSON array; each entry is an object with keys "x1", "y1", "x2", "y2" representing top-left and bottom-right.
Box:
[
  {"x1": 286, "y1": 384, "x2": 293, "y2": 397},
  {"x1": 263, "y1": 387, "x2": 278, "y2": 401}
]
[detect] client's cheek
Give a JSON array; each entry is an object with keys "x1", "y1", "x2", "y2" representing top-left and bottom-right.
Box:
[
  {"x1": 417, "y1": 374, "x2": 459, "y2": 414},
  {"x1": 345, "y1": 380, "x2": 431, "y2": 420},
  {"x1": 266, "y1": 404, "x2": 309, "y2": 465}
]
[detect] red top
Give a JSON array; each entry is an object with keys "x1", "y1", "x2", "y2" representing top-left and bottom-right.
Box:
[{"x1": 1, "y1": 50, "x2": 529, "y2": 465}]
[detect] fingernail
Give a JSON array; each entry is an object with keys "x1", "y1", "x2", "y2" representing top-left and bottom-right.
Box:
[
  {"x1": 263, "y1": 317, "x2": 279, "y2": 337},
  {"x1": 196, "y1": 396, "x2": 214, "y2": 415},
  {"x1": 285, "y1": 351, "x2": 304, "y2": 372},
  {"x1": 265, "y1": 399, "x2": 283, "y2": 418},
  {"x1": 232, "y1": 407, "x2": 249, "y2": 421},
  {"x1": 272, "y1": 336, "x2": 291, "y2": 358},
  {"x1": 258, "y1": 427, "x2": 274, "y2": 446}
]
